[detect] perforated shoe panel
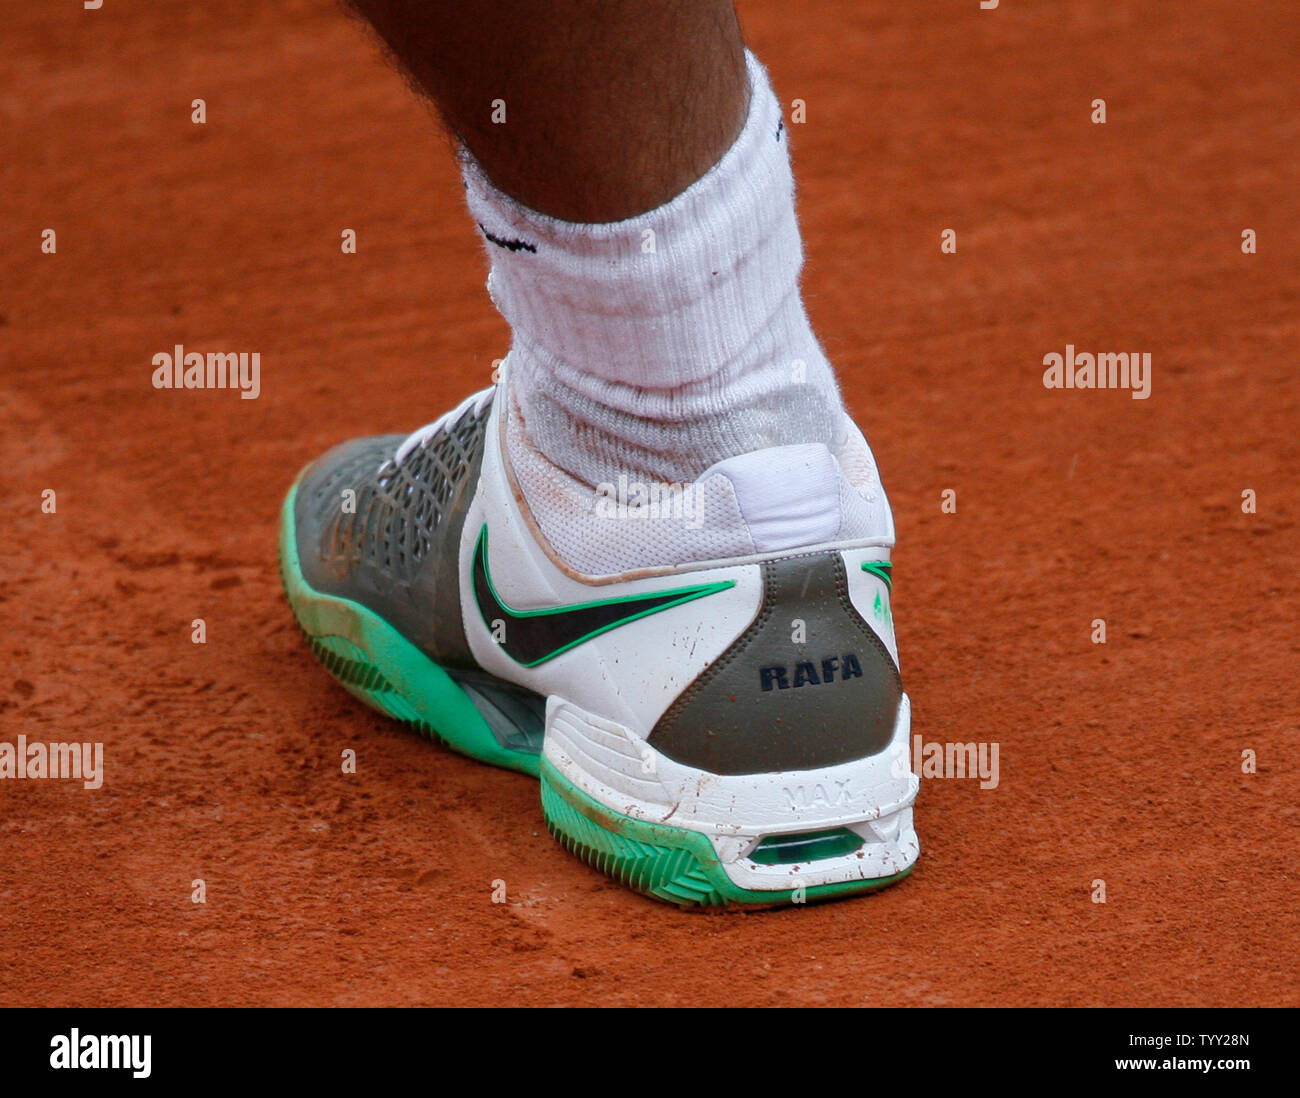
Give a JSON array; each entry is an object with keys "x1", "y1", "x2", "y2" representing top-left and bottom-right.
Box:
[{"x1": 294, "y1": 395, "x2": 494, "y2": 670}]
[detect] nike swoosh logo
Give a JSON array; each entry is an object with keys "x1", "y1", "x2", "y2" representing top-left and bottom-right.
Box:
[
  {"x1": 860, "y1": 561, "x2": 892, "y2": 589},
  {"x1": 471, "y1": 525, "x2": 735, "y2": 667}
]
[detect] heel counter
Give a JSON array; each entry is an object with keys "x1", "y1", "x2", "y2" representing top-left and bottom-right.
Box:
[{"x1": 647, "y1": 551, "x2": 901, "y2": 776}]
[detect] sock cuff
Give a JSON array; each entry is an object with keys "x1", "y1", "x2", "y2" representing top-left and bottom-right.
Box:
[{"x1": 461, "y1": 50, "x2": 804, "y2": 389}]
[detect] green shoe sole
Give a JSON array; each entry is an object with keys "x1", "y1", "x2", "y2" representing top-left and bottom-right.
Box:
[{"x1": 539, "y1": 755, "x2": 912, "y2": 909}]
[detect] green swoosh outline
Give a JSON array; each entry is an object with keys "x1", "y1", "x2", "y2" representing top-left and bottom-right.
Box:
[{"x1": 473, "y1": 525, "x2": 736, "y2": 667}]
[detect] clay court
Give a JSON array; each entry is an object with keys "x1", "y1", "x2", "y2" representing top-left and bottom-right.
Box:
[{"x1": 3, "y1": 0, "x2": 1297, "y2": 1006}]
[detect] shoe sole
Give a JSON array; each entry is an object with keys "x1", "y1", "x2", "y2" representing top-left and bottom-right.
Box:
[
  {"x1": 539, "y1": 755, "x2": 911, "y2": 907},
  {"x1": 279, "y1": 478, "x2": 913, "y2": 908}
]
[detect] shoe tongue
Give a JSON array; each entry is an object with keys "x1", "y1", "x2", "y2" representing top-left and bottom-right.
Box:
[{"x1": 699, "y1": 444, "x2": 843, "y2": 553}]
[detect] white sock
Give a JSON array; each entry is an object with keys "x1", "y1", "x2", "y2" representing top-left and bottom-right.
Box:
[{"x1": 461, "y1": 50, "x2": 846, "y2": 489}]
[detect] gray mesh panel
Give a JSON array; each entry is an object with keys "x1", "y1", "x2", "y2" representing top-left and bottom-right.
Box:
[{"x1": 304, "y1": 402, "x2": 491, "y2": 585}]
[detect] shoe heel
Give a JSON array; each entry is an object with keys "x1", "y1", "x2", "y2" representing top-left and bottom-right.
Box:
[{"x1": 539, "y1": 756, "x2": 911, "y2": 908}]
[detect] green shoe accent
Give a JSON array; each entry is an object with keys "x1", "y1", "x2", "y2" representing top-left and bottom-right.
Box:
[
  {"x1": 539, "y1": 756, "x2": 912, "y2": 909},
  {"x1": 278, "y1": 476, "x2": 540, "y2": 777},
  {"x1": 471, "y1": 524, "x2": 735, "y2": 668},
  {"x1": 748, "y1": 827, "x2": 864, "y2": 865},
  {"x1": 861, "y1": 560, "x2": 893, "y2": 588}
]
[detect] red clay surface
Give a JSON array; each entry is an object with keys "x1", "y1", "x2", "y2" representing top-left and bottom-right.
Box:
[{"x1": 3, "y1": 1, "x2": 1298, "y2": 1006}]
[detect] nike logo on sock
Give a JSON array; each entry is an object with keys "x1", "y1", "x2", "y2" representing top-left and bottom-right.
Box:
[
  {"x1": 471, "y1": 525, "x2": 734, "y2": 667},
  {"x1": 478, "y1": 224, "x2": 537, "y2": 254}
]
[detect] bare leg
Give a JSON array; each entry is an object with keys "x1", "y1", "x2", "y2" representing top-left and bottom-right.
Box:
[
  {"x1": 342, "y1": 0, "x2": 845, "y2": 496},
  {"x1": 346, "y1": 0, "x2": 749, "y2": 222}
]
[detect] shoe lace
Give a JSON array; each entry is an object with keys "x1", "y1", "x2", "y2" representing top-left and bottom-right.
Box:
[{"x1": 379, "y1": 386, "x2": 495, "y2": 476}]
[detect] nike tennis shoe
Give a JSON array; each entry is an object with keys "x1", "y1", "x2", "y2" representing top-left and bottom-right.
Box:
[{"x1": 279, "y1": 371, "x2": 919, "y2": 907}]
